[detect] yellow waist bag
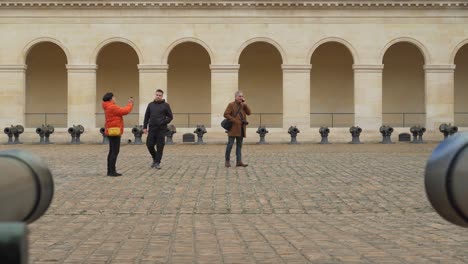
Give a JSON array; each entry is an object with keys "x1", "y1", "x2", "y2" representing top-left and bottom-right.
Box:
[{"x1": 108, "y1": 127, "x2": 121, "y2": 137}]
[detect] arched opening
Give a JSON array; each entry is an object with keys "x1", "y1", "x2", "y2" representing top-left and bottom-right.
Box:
[
  {"x1": 310, "y1": 42, "x2": 354, "y2": 127},
  {"x1": 25, "y1": 42, "x2": 68, "y2": 128},
  {"x1": 382, "y1": 42, "x2": 425, "y2": 127},
  {"x1": 238, "y1": 42, "x2": 283, "y2": 127},
  {"x1": 167, "y1": 42, "x2": 211, "y2": 128},
  {"x1": 96, "y1": 42, "x2": 139, "y2": 128},
  {"x1": 454, "y1": 44, "x2": 468, "y2": 126}
]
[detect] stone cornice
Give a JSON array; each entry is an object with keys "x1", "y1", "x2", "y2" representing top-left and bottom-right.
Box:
[
  {"x1": 353, "y1": 64, "x2": 384, "y2": 73},
  {"x1": 0, "y1": 65, "x2": 27, "y2": 72},
  {"x1": 138, "y1": 64, "x2": 168, "y2": 73},
  {"x1": 424, "y1": 64, "x2": 456, "y2": 73},
  {"x1": 66, "y1": 64, "x2": 97, "y2": 72},
  {"x1": 282, "y1": 64, "x2": 312, "y2": 72},
  {"x1": 210, "y1": 64, "x2": 240, "y2": 73},
  {"x1": 1, "y1": 1, "x2": 467, "y2": 9}
]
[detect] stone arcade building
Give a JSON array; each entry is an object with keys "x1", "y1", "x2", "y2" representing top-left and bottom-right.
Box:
[{"x1": 0, "y1": 0, "x2": 468, "y2": 140}]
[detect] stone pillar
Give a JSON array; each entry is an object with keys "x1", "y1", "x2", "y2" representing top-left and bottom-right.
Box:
[
  {"x1": 0, "y1": 65, "x2": 26, "y2": 127},
  {"x1": 66, "y1": 65, "x2": 97, "y2": 129},
  {"x1": 424, "y1": 64, "x2": 456, "y2": 130},
  {"x1": 282, "y1": 65, "x2": 312, "y2": 129},
  {"x1": 353, "y1": 64, "x2": 384, "y2": 130},
  {"x1": 210, "y1": 64, "x2": 239, "y2": 129},
  {"x1": 138, "y1": 64, "x2": 168, "y2": 124}
]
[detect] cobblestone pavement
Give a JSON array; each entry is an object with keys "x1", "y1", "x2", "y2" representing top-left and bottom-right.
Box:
[{"x1": 2, "y1": 142, "x2": 468, "y2": 263}]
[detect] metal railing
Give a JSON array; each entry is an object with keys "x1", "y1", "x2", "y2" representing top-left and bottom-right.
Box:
[
  {"x1": 310, "y1": 113, "x2": 354, "y2": 127},
  {"x1": 455, "y1": 112, "x2": 468, "y2": 127},
  {"x1": 172, "y1": 113, "x2": 211, "y2": 128},
  {"x1": 248, "y1": 113, "x2": 283, "y2": 128},
  {"x1": 25, "y1": 113, "x2": 67, "y2": 128},
  {"x1": 95, "y1": 113, "x2": 139, "y2": 128},
  {"x1": 382, "y1": 113, "x2": 425, "y2": 127}
]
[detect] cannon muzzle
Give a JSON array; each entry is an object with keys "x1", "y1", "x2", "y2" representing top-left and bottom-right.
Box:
[
  {"x1": 425, "y1": 133, "x2": 468, "y2": 227},
  {"x1": 36, "y1": 127, "x2": 44, "y2": 135},
  {"x1": 0, "y1": 150, "x2": 54, "y2": 223}
]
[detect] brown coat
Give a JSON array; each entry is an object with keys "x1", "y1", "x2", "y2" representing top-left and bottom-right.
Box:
[{"x1": 224, "y1": 101, "x2": 252, "y2": 137}]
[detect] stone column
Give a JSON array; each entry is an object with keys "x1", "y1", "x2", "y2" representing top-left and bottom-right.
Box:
[
  {"x1": 353, "y1": 64, "x2": 384, "y2": 130},
  {"x1": 138, "y1": 64, "x2": 168, "y2": 124},
  {"x1": 66, "y1": 64, "x2": 97, "y2": 129},
  {"x1": 0, "y1": 65, "x2": 26, "y2": 127},
  {"x1": 282, "y1": 65, "x2": 312, "y2": 129},
  {"x1": 210, "y1": 64, "x2": 239, "y2": 129},
  {"x1": 424, "y1": 64, "x2": 456, "y2": 130}
]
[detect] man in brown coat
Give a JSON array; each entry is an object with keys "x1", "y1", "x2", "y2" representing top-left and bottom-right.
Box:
[{"x1": 224, "y1": 90, "x2": 252, "y2": 167}]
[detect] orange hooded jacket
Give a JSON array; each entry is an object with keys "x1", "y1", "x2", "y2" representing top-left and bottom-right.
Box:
[{"x1": 102, "y1": 101, "x2": 133, "y2": 136}]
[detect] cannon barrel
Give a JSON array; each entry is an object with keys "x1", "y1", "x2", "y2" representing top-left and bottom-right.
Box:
[
  {"x1": 99, "y1": 127, "x2": 106, "y2": 134},
  {"x1": 4, "y1": 127, "x2": 13, "y2": 134},
  {"x1": 36, "y1": 127, "x2": 45, "y2": 135},
  {"x1": 45, "y1": 125, "x2": 54, "y2": 134},
  {"x1": 0, "y1": 150, "x2": 54, "y2": 223},
  {"x1": 68, "y1": 125, "x2": 84, "y2": 135},
  {"x1": 319, "y1": 127, "x2": 330, "y2": 134},
  {"x1": 425, "y1": 133, "x2": 468, "y2": 227},
  {"x1": 131, "y1": 126, "x2": 143, "y2": 134}
]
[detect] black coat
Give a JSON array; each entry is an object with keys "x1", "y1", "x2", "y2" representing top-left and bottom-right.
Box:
[{"x1": 143, "y1": 99, "x2": 173, "y2": 130}]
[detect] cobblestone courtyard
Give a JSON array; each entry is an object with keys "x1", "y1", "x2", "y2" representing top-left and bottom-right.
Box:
[{"x1": 2, "y1": 142, "x2": 468, "y2": 263}]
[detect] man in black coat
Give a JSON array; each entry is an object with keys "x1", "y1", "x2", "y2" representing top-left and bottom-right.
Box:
[{"x1": 143, "y1": 89, "x2": 173, "y2": 169}]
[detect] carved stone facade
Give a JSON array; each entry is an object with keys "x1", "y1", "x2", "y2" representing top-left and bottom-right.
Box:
[{"x1": 0, "y1": 1, "x2": 467, "y2": 136}]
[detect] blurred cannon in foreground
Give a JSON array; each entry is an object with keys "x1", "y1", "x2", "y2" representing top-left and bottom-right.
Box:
[
  {"x1": 425, "y1": 132, "x2": 468, "y2": 227},
  {"x1": 131, "y1": 125, "x2": 144, "y2": 145},
  {"x1": 36, "y1": 124, "x2": 54, "y2": 144},
  {"x1": 68, "y1": 125, "x2": 84, "y2": 144},
  {"x1": 0, "y1": 149, "x2": 54, "y2": 263},
  {"x1": 256, "y1": 126, "x2": 268, "y2": 144},
  {"x1": 288, "y1": 126, "x2": 300, "y2": 144},
  {"x1": 4, "y1": 125, "x2": 24, "y2": 144}
]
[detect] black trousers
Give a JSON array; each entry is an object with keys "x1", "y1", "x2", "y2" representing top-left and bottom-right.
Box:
[
  {"x1": 107, "y1": 136, "x2": 121, "y2": 173},
  {"x1": 146, "y1": 129, "x2": 166, "y2": 163}
]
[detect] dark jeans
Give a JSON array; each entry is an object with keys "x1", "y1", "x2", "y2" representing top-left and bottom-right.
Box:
[
  {"x1": 146, "y1": 128, "x2": 166, "y2": 163},
  {"x1": 107, "y1": 136, "x2": 121, "y2": 173},
  {"x1": 225, "y1": 136, "x2": 243, "y2": 162}
]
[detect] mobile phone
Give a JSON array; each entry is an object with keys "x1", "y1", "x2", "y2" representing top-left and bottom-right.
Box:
[{"x1": 242, "y1": 99, "x2": 245, "y2": 102}]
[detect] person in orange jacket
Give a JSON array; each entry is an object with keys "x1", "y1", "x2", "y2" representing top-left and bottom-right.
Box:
[{"x1": 102, "y1": 92, "x2": 134, "y2": 177}]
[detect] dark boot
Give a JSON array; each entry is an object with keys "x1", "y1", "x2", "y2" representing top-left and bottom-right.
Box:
[
  {"x1": 107, "y1": 172, "x2": 122, "y2": 177},
  {"x1": 225, "y1": 160, "x2": 231, "y2": 167},
  {"x1": 236, "y1": 161, "x2": 248, "y2": 167}
]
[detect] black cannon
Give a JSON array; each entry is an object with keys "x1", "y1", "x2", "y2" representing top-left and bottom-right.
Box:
[
  {"x1": 68, "y1": 125, "x2": 84, "y2": 144},
  {"x1": 256, "y1": 126, "x2": 269, "y2": 144},
  {"x1": 425, "y1": 133, "x2": 468, "y2": 227},
  {"x1": 439, "y1": 123, "x2": 458, "y2": 139},
  {"x1": 319, "y1": 126, "x2": 330, "y2": 144},
  {"x1": 194, "y1": 125, "x2": 207, "y2": 145},
  {"x1": 288, "y1": 126, "x2": 300, "y2": 144},
  {"x1": 165, "y1": 124, "x2": 177, "y2": 145},
  {"x1": 131, "y1": 125, "x2": 144, "y2": 144},
  {"x1": 36, "y1": 124, "x2": 54, "y2": 144},
  {"x1": 99, "y1": 127, "x2": 109, "y2": 144},
  {"x1": 410, "y1": 125, "x2": 426, "y2": 143},
  {"x1": 4, "y1": 125, "x2": 24, "y2": 144},
  {"x1": 349, "y1": 126, "x2": 362, "y2": 144},
  {"x1": 379, "y1": 125, "x2": 394, "y2": 144},
  {"x1": 0, "y1": 149, "x2": 54, "y2": 263}
]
